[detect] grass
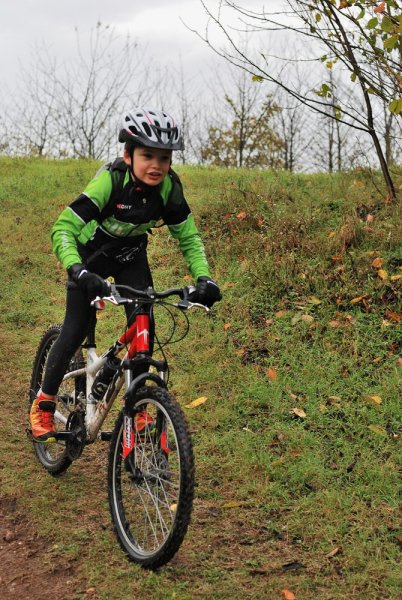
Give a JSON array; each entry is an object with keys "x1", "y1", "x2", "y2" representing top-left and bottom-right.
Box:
[{"x1": 0, "y1": 157, "x2": 401, "y2": 599}]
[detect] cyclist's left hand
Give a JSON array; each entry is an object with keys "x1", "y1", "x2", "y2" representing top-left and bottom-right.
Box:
[{"x1": 192, "y1": 277, "x2": 222, "y2": 308}]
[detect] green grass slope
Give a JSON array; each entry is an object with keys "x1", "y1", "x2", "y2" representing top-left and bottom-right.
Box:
[{"x1": 0, "y1": 157, "x2": 401, "y2": 599}]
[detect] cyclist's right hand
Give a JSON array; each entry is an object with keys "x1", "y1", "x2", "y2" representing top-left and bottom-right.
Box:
[{"x1": 68, "y1": 264, "x2": 111, "y2": 300}]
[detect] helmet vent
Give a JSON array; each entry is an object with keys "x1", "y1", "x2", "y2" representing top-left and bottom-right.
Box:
[{"x1": 142, "y1": 122, "x2": 152, "y2": 137}]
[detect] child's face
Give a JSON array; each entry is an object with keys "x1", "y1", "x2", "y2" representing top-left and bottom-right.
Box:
[{"x1": 124, "y1": 146, "x2": 172, "y2": 186}]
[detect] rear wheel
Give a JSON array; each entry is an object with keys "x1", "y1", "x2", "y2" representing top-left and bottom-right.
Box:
[
  {"x1": 108, "y1": 386, "x2": 194, "y2": 568},
  {"x1": 29, "y1": 325, "x2": 86, "y2": 476}
]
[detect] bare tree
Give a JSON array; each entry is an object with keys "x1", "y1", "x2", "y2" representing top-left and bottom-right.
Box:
[
  {"x1": 53, "y1": 23, "x2": 149, "y2": 159},
  {"x1": 5, "y1": 23, "x2": 152, "y2": 159},
  {"x1": 192, "y1": 0, "x2": 401, "y2": 199}
]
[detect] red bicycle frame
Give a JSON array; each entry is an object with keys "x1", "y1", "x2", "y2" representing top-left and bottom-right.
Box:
[{"x1": 118, "y1": 312, "x2": 151, "y2": 358}]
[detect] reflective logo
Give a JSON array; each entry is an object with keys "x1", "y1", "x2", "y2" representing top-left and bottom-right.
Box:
[{"x1": 137, "y1": 328, "x2": 149, "y2": 343}]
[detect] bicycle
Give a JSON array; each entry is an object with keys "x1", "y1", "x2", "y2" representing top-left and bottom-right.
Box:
[{"x1": 28, "y1": 283, "x2": 208, "y2": 568}]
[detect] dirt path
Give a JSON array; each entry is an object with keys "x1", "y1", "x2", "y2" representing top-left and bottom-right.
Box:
[{"x1": 0, "y1": 496, "x2": 87, "y2": 600}]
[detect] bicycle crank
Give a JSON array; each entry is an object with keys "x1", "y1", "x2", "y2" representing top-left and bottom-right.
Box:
[{"x1": 65, "y1": 411, "x2": 86, "y2": 461}]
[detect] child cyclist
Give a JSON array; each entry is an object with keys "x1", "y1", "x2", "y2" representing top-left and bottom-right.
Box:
[{"x1": 30, "y1": 107, "x2": 221, "y2": 442}]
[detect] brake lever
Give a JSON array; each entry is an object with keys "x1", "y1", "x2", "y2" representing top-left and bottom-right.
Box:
[
  {"x1": 177, "y1": 300, "x2": 210, "y2": 312},
  {"x1": 91, "y1": 294, "x2": 133, "y2": 307}
]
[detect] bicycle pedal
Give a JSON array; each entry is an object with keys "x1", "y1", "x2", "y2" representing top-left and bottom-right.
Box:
[{"x1": 100, "y1": 431, "x2": 113, "y2": 441}]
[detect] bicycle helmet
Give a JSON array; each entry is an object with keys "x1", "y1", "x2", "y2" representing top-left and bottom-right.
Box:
[{"x1": 118, "y1": 108, "x2": 184, "y2": 150}]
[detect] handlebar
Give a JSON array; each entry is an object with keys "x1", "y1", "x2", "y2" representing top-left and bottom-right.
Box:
[{"x1": 91, "y1": 284, "x2": 210, "y2": 312}]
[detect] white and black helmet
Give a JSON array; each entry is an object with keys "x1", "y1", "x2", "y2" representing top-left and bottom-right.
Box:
[{"x1": 119, "y1": 108, "x2": 184, "y2": 150}]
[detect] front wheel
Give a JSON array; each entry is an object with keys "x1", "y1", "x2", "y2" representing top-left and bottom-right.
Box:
[{"x1": 108, "y1": 386, "x2": 195, "y2": 569}]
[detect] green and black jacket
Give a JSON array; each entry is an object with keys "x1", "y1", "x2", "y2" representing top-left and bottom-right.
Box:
[{"x1": 51, "y1": 158, "x2": 210, "y2": 280}]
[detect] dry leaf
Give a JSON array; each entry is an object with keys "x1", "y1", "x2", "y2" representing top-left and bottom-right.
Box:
[
  {"x1": 372, "y1": 257, "x2": 383, "y2": 269},
  {"x1": 385, "y1": 311, "x2": 401, "y2": 323},
  {"x1": 366, "y1": 395, "x2": 383, "y2": 406},
  {"x1": 275, "y1": 310, "x2": 287, "y2": 318},
  {"x1": 308, "y1": 296, "x2": 322, "y2": 305},
  {"x1": 301, "y1": 314, "x2": 314, "y2": 323},
  {"x1": 291, "y1": 407, "x2": 306, "y2": 419},
  {"x1": 282, "y1": 590, "x2": 296, "y2": 600},
  {"x1": 291, "y1": 314, "x2": 302, "y2": 325},
  {"x1": 374, "y1": 1, "x2": 386, "y2": 13},
  {"x1": 350, "y1": 294, "x2": 368, "y2": 304},
  {"x1": 223, "y1": 323, "x2": 231, "y2": 330},
  {"x1": 368, "y1": 424, "x2": 387, "y2": 436},
  {"x1": 378, "y1": 269, "x2": 388, "y2": 280},
  {"x1": 185, "y1": 396, "x2": 208, "y2": 409},
  {"x1": 329, "y1": 320, "x2": 340, "y2": 328},
  {"x1": 326, "y1": 546, "x2": 341, "y2": 558},
  {"x1": 236, "y1": 211, "x2": 247, "y2": 221},
  {"x1": 267, "y1": 367, "x2": 277, "y2": 381},
  {"x1": 366, "y1": 213, "x2": 374, "y2": 223},
  {"x1": 390, "y1": 274, "x2": 402, "y2": 282}
]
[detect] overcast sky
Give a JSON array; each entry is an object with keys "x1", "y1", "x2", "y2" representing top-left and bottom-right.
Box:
[{"x1": 0, "y1": 0, "x2": 273, "y2": 94}]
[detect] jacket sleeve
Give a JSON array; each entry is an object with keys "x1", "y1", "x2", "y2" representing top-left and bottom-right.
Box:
[
  {"x1": 51, "y1": 169, "x2": 112, "y2": 269},
  {"x1": 162, "y1": 172, "x2": 211, "y2": 281}
]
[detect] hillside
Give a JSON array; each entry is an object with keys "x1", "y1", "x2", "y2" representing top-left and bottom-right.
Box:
[{"x1": 0, "y1": 158, "x2": 401, "y2": 599}]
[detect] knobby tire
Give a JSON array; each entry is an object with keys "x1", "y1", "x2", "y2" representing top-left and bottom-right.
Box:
[
  {"x1": 29, "y1": 325, "x2": 85, "y2": 476},
  {"x1": 108, "y1": 386, "x2": 195, "y2": 569}
]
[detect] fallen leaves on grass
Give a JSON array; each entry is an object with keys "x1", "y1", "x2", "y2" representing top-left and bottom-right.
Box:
[
  {"x1": 222, "y1": 500, "x2": 246, "y2": 509},
  {"x1": 267, "y1": 367, "x2": 277, "y2": 381},
  {"x1": 307, "y1": 296, "x2": 322, "y2": 305},
  {"x1": 372, "y1": 257, "x2": 383, "y2": 269},
  {"x1": 350, "y1": 294, "x2": 368, "y2": 304},
  {"x1": 365, "y1": 395, "x2": 383, "y2": 406},
  {"x1": 281, "y1": 590, "x2": 296, "y2": 600},
  {"x1": 368, "y1": 424, "x2": 387, "y2": 436},
  {"x1": 185, "y1": 396, "x2": 208, "y2": 409},
  {"x1": 290, "y1": 407, "x2": 306, "y2": 419},
  {"x1": 385, "y1": 311, "x2": 401, "y2": 323}
]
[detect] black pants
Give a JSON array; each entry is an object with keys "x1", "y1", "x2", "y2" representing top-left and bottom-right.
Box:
[{"x1": 42, "y1": 244, "x2": 153, "y2": 396}]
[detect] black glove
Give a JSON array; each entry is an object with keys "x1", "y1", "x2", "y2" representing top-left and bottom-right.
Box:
[
  {"x1": 191, "y1": 276, "x2": 222, "y2": 308},
  {"x1": 68, "y1": 264, "x2": 111, "y2": 300}
]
